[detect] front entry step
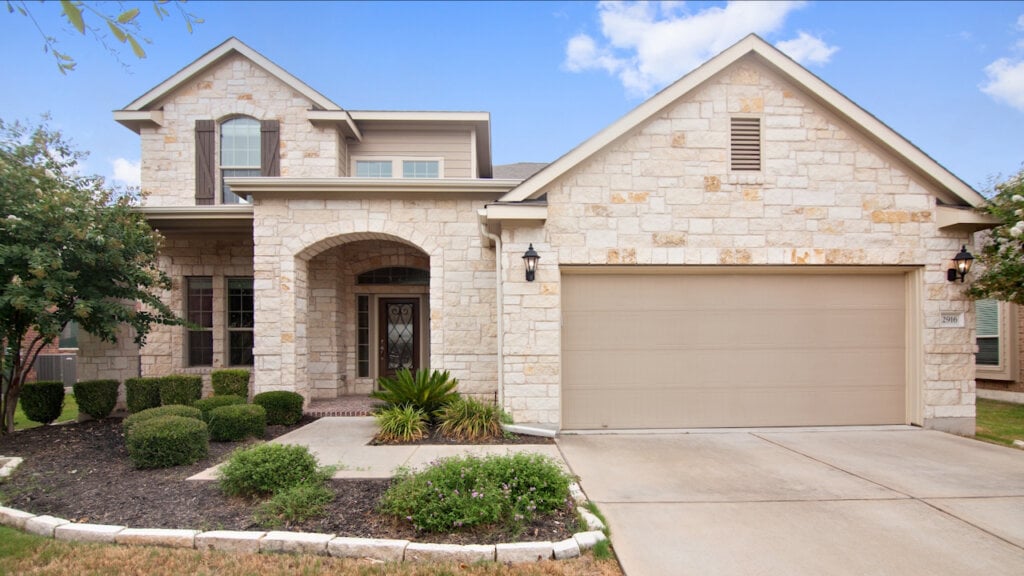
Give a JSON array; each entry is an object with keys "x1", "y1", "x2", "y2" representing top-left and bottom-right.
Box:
[{"x1": 305, "y1": 396, "x2": 377, "y2": 417}]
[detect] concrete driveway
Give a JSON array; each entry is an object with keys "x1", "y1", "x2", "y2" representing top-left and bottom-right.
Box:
[{"x1": 557, "y1": 428, "x2": 1024, "y2": 575}]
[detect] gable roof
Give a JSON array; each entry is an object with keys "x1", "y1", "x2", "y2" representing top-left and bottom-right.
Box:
[
  {"x1": 499, "y1": 34, "x2": 986, "y2": 209},
  {"x1": 114, "y1": 37, "x2": 355, "y2": 134}
]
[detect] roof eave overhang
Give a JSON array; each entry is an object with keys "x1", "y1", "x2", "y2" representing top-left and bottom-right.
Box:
[
  {"x1": 936, "y1": 205, "x2": 1001, "y2": 233},
  {"x1": 306, "y1": 110, "x2": 362, "y2": 140},
  {"x1": 113, "y1": 110, "x2": 164, "y2": 134},
  {"x1": 137, "y1": 205, "x2": 254, "y2": 234},
  {"x1": 477, "y1": 202, "x2": 549, "y2": 245},
  {"x1": 499, "y1": 34, "x2": 987, "y2": 210},
  {"x1": 227, "y1": 177, "x2": 517, "y2": 197}
]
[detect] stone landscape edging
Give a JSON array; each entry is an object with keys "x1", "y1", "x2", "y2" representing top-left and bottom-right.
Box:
[{"x1": 0, "y1": 482, "x2": 607, "y2": 564}]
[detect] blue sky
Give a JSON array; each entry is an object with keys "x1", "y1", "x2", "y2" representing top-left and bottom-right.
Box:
[{"x1": 1, "y1": 1, "x2": 1022, "y2": 192}]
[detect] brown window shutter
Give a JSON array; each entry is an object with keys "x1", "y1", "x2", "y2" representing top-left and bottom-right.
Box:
[
  {"x1": 194, "y1": 120, "x2": 215, "y2": 205},
  {"x1": 261, "y1": 120, "x2": 280, "y2": 177}
]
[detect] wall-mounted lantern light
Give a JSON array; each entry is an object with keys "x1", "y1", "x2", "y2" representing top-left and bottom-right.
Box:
[
  {"x1": 946, "y1": 245, "x2": 974, "y2": 283},
  {"x1": 522, "y1": 244, "x2": 540, "y2": 282}
]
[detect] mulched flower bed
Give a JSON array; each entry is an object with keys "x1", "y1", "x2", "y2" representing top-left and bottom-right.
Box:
[{"x1": 0, "y1": 418, "x2": 575, "y2": 545}]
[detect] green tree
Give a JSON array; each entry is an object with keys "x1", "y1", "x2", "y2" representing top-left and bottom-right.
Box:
[
  {"x1": 6, "y1": 1, "x2": 202, "y2": 74},
  {"x1": 967, "y1": 166, "x2": 1024, "y2": 305},
  {"x1": 0, "y1": 119, "x2": 179, "y2": 434}
]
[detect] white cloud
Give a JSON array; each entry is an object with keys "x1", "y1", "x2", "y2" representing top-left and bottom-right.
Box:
[
  {"x1": 1017, "y1": 14, "x2": 1024, "y2": 30},
  {"x1": 982, "y1": 58, "x2": 1024, "y2": 112},
  {"x1": 564, "y1": 1, "x2": 828, "y2": 96},
  {"x1": 110, "y1": 157, "x2": 141, "y2": 188},
  {"x1": 776, "y1": 31, "x2": 838, "y2": 66}
]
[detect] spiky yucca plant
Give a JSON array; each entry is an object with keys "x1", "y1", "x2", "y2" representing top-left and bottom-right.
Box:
[{"x1": 371, "y1": 368, "x2": 460, "y2": 420}]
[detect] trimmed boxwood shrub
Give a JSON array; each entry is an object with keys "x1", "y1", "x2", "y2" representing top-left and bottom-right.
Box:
[
  {"x1": 211, "y1": 369, "x2": 250, "y2": 398},
  {"x1": 72, "y1": 379, "x2": 119, "y2": 419},
  {"x1": 123, "y1": 404, "x2": 202, "y2": 436},
  {"x1": 208, "y1": 404, "x2": 266, "y2": 442},
  {"x1": 158, "y1": 375, "x2": 202, "y2": 406},
  {"x1": 252, "y1": 391, "x2": 304, "y2": 426},
  {"x1": 194, "y1": 395, "x2": 246, "y2": 422},
  {"x1": 20, "y1": 380, "x2": 65, "y2": 425},
  {"x1": 126, "y1": 415, "x2": 209, "y2": 469},
  {"x1": 220, "y1": 443, "x2": 327, "y2": 498},
  {"x1": 125, "y1": 377, "x2": 162, "y2": 413}
]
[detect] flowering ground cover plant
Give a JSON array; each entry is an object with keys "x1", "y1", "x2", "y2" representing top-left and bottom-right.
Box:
[{"x1": 379, "y1": 452, "x2": 575, "y2": 537}]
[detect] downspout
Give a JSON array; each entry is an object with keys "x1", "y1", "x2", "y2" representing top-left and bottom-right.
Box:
[{"x1": 478, "y1": 217, "x2": 503, "y2": 409}]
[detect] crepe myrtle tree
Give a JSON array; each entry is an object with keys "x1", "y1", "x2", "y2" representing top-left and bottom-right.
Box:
[
  {"x1": 0, "y1": 119, "x2": 180, "y2": 434},
  {"x1": 967, "y1": 165, "x2": 1024, "y2": 306}
]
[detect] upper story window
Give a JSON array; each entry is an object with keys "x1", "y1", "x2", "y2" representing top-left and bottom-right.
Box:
[
  {"x1": 194, "y1": 118, "x2": 279, "y2": 206},
  {"x1": 352, "y1": 157, "x2": 442, "y2": 179},
  {"x1": 221, "y1": 117, "x2": 261, "y2": 204}
]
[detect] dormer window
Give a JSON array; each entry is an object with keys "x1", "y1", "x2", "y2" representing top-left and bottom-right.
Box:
[{"x1": 221, "y1": 117, "x2": 261, "y2": 204}]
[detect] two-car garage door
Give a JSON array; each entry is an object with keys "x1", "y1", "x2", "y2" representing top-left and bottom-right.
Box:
[{"x1": 561, "y1": 271, "x2": 908, "y2": 429}]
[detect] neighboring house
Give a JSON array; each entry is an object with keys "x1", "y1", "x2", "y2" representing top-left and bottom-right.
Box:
[
  {"x1": 77, "y1": 35, "x2": 999, "y2": 434},
  {"x1": 974, "y1": 299, "x2": 1023, "y2": 402}
]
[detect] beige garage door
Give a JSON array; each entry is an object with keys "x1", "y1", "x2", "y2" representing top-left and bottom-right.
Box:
[{"x1": 562, "y1": 271, "x2": 907, "y2": 429}]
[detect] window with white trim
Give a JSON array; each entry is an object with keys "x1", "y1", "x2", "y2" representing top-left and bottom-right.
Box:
[
  {"x1": 221, "y1": 117, "x2": 261, "y2": 204},
  {"x1": 351, "y1": 157, "x2": 442, "y2": 179},
  {"x1": 976, "y1": 299, "x2": 1018, "y2": 380}
]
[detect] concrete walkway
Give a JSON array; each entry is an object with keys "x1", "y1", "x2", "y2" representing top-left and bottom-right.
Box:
[
  {"x1": 557, "y1": 427, "x2": 1024, "y2": 576},
  {"x1": 190, "y1": 417, "x2": 564, "y2": 480}
]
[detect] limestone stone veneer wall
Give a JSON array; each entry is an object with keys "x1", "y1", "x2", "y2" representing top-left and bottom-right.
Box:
[{"x1": 497, "y1": 59, "x2": 977, "y2": 433}]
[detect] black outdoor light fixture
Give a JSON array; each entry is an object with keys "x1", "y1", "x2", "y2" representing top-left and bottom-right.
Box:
[
  {"x1": 947, "y1": 245, "x2": 974, "y2": 283},
  {"x1": 522, "y1": 244, "x2": 540, "y2": 282}
]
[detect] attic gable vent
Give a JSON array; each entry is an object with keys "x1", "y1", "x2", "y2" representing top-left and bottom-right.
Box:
[{"x1": 730, "y1": 117, "x2": 761, "y2": 171}]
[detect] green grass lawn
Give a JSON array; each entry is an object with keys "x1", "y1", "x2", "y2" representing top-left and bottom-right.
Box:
[
  {"x1": 975, "y1": 398, "x2": 1024, "y2": 447},
  {"x1": 13, "y1": 393, "x2": 79, "y2": 431}
]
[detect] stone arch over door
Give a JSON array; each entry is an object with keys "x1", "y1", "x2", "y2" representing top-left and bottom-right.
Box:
[{"x1": 292, "y1": 232, "x2": 437, "y2": 399}]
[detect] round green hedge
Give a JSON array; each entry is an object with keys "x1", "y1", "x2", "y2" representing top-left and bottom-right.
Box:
[
  {"x1": 123, "y1": 404, "x2": 202, "y2": 436},
  {"x1": 194, "y1": 395, "x2": 246, "y2": 422},
  {"x1": 73, "y1": 379, "x2": 119, "y2": 419},
  {"x1": 158, "y1": 375, "x2": 202, "y2": 406},
  {"x1": 211, "y1": 369, "x2": 250, "y2": 398},
  {"x1": 126, "y1": 415, "x2": 209, "y2": 469},
  {"x1": 207, "y1": 404, "x2": 266, "y2": 442},
  {"x1": 20, "y1": 380, "x2": 65, "y2": 425},
  {"x1": 219, "y1": 443, "x2": 324, "y2": 498},
  {"x1": 252, "y1": 391, "x2": 304, "y2": 426},
  {"x1": 125, "y1": 377, "x2": 162, "y2": 414}
]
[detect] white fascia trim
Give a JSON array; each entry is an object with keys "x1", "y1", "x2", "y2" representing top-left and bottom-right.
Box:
[
  {"x1": 227, "y1": 177, "x2": 519, "y2": 195},
  {"x1": 306, "y1": 110, "x2": 362, "y2": 140},
  {"x1": 348, "y1": 111, "x2": 490, "y2": 123},
  {"x1": 112, "y1": 111, "x2": 163, "y2": 133},
  {"x1": 484, "y1": 204, "x2": 548, "y2": 221},
  {"x1": 137, "y1": 205, "x2": 255, "y2": 220},
  {"x1": 499, "y1": 34, "x2": 986, "y2": 209},
  {"x1": 119, "y1": 37, "x2": 342, "y2": 113},
  {"x1": 936, "y1": 205, "x2": 1000, "y2": 232}
]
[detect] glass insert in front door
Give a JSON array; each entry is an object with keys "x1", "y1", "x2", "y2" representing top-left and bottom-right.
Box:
[{"x1": 379, "y1": 298, "x2": 419, "y2": 377}]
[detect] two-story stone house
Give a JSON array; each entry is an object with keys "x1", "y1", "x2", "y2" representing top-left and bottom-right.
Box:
[{"x1": 79, "y1": 35, "x2": 995, "y2": 435}]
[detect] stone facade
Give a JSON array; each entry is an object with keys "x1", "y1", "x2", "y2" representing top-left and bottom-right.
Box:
[
  {"x1": 78, "y1": 37, "x2": 986, "y2": 433},
  {"x1": 498, "y1": 58, "x2": 976, "y2": 431}
]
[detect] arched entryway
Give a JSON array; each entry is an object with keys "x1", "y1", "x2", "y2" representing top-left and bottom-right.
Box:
[{"x1": 301, "y1": 236, "x2": 431, "y2": 399}]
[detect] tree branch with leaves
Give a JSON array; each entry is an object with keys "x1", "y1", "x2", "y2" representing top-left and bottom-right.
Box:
[
  {"x1": 5, "y1": 0, "x2": 203, "y2": 74},
  {"x1": 0, "y1": 118, "x2": 181, "y2": 434},
  {"x1": 967, "y1": 165, "x2": 1024, "y2": 306}
]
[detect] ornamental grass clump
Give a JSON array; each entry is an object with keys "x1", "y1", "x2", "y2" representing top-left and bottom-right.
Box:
[
  {"x1": 437, "y1": 396, "x2": 510, "y2": 442},
  {"x1": 379, "y1": 452, "x2": 573, "y2": 535},
  {"x1": 374, "y1": 405, "x2": 428, "y2": 443}
]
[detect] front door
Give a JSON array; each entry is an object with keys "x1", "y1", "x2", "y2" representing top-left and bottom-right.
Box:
[{"x1": 379, "y1": 298, "x2": 420, "y2": 378}]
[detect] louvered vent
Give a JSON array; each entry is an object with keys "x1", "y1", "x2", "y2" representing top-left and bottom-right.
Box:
[{"x1": 730, "y1": 117, "x2": 761, "y2": 171}]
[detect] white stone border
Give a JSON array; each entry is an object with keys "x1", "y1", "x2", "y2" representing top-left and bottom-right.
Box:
[
  {"x1": 0, "y1": 456, "x2": 23, "y2": 480},
  {"x1": 0, "y1": 482, "x2": 607, "y2": 564}
]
